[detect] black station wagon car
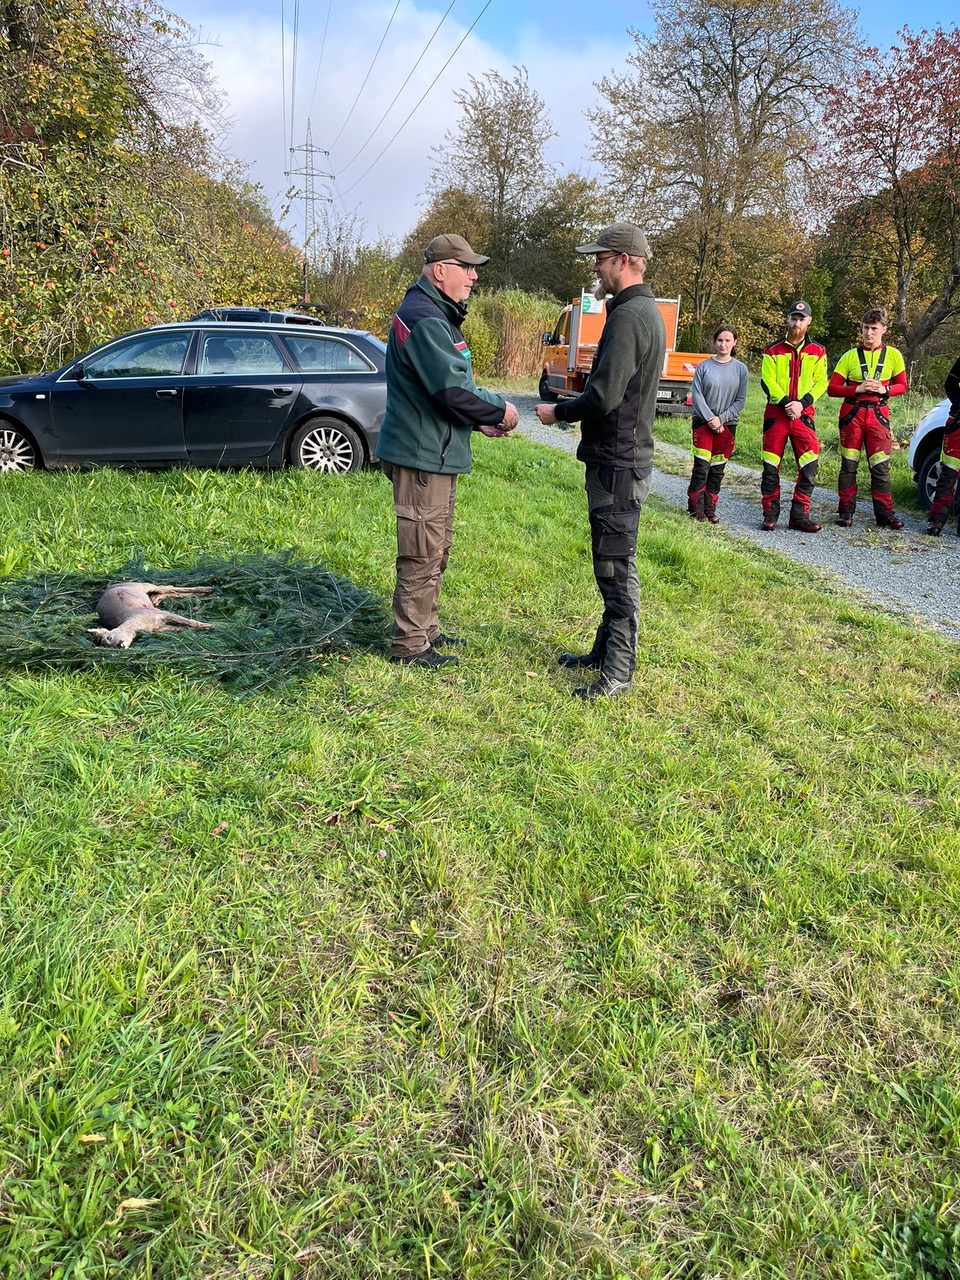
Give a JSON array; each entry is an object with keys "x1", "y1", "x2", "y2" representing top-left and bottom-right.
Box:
[{"x1": 0, "y1": 316, "x2": 387, "y2": 475}]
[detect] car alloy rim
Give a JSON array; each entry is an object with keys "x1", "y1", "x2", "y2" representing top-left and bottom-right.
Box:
[
  {"x1": 0, "y1": 428, "x2": 35, "y2": 471},
  {"x1": 926, "y1": 460, "x2": 941, "y2": 505},
  {"x1": 298, "y1": 424, "x2": 355, "y2": 473}
]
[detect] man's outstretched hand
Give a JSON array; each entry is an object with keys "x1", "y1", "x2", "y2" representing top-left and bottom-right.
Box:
[{"x1": 479, "y1": 401, "x2": 519, "y2": 437}]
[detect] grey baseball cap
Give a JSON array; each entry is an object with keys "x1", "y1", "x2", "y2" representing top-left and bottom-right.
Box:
[
  {"x1": 575, "y1": 223, "x2": 652, "y2": 258},
  {"x1": 786, "y1": 300, "x2": 813, "y2": 318},
  {"x1": 423, "y1": 234, "x2": 489, "y2": 265}
]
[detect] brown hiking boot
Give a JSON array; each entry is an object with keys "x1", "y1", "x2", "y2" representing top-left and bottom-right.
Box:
[
  {"x1": 876, "y1": 512, "x2": 904, "y2": 530},
  {"x1": 788, "y1": 515, "x2": 822, "y2": 533}
]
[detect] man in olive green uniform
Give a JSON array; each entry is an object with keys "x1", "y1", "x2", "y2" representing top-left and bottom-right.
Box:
[{"x1": 535, "y1": 223, "x2": 666, "y2": 700}]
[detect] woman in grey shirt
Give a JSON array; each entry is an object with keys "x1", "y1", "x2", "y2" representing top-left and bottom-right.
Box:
[{"x1": 687, "y1": 325, "x2": 748, "y2": 523}]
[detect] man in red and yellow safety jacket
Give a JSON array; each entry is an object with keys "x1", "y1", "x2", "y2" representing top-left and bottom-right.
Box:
[
  {"x1": 760, "y1": 301, "x2": 828, "y2": 532},
  {"x1": 923, "y1": 354, "x2": 960, "y2": 535},
  {"x1": 827, "y1": 306, "x2": 908, "y2": 530}
]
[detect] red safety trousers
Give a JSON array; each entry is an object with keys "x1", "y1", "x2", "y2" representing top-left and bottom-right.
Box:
[
  {"x1": 687, "y1": 421, "x2": 736, "y2": 521},
  {"x1": 837, "y1": 399, "x2": 896, "y2": 520},
  {"x1": 760, "y1": 407, "x2": 819, "y2": 521},
  {"x1": 928, "y1": 415, "x2": 960, "y2": 527}
]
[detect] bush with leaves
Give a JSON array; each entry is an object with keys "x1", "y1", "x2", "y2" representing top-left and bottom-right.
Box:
[{"x1": 0, "y1": 0, "x2": 302, "y2": 373}]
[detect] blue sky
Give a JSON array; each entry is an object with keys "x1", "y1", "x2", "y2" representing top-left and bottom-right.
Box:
[{"x1": 172, "y1": 0, "x2": 954, "y2": 244}]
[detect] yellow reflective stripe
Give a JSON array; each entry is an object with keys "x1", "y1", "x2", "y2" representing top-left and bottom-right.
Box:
[
  {"x1": 840, "y1": 446, "x2": 861, "y2": 460},
  {"x1": 868, "y1": 449, "x2": 890, "y2": 466},
  {"x1": 797, "y1": 449, "x2": 818, "y2": 468},
  {"x1": 710, "y1": 454, "x2": 728, "y2": 466},
  {"x1": 940, "y1": 451, "x2": 960, "y2": 471},
  {"x1": 762, "y1": 450, "x2": 782, "y2": 466},
  {"x1": 692, "y1": 446, "x2": 712, "y2": 461}
]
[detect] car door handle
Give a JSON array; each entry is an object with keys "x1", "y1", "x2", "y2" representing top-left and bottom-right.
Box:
[
  {"x1": 155, "y1": 389, "x2": 178, "y2": 399},
  {"x1": 273, "y1": 387, "x2": 294, "y2": 395}
]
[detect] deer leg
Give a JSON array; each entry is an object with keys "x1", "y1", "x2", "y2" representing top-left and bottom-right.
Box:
[
  {"x1": 157, "y1": 610, "x2": 214, "y2": 631},
  {"x1": 147, "y1": 586, "x2": 215, "y2": 603}
]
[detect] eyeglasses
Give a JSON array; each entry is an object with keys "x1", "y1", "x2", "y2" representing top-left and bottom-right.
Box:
[
  {"x1": 437, "y1": 260, "x2": 476, "y2": 269},
  {"x1": 593, "y1": 252, "x2": 620, "y2": 265}
]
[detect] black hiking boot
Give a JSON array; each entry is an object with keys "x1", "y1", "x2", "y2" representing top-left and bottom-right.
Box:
[{"x1": 390, "y1": 647, "x2": 458, "y2": 668}]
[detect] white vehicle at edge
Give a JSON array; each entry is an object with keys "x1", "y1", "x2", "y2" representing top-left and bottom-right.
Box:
[{"x1": 907, "y1": 397, "x2": 952, "y2": 509}]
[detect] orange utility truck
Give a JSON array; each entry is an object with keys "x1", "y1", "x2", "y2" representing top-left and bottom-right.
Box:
[{"x1": 539, "y1": 292, "x2": 711, "y2": 416}]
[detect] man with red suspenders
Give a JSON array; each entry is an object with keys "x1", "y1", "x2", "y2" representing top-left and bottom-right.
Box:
[
  {"x1": 759, "y1": 302, "x2": 828, "y2": 532},
  {"x1": 923, "y1": 355, "x2": 960, "y2": 536},
  {"x1": 827, "y1": 307, "x2": 908, "y2": 530}
]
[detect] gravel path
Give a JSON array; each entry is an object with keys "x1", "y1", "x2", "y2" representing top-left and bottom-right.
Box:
[{"x1": 506, "y1": 392, "x2": 960, "y2": 641}]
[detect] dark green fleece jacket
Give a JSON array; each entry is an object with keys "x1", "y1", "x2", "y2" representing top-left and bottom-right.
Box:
[
  {"x1": 554, "y1": 283, "x2": 666, "y2": 470},
  {"x1": 376, "y1": 277, "x2": 506, "y2": 474}
]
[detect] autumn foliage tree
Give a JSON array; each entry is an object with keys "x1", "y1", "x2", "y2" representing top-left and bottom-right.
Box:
[
  {"x1": 410, "y1": 66, "x2": 606, "y2": 300},
  {"x1": 0, "y1": 0, "x2": 301, "y2": 372},
  {"x1": 818, "y1": 25, "x2": 960, "y2": 372},
  {"x1": 590, "y1": 0, "x2": 853, "y2": 345}
]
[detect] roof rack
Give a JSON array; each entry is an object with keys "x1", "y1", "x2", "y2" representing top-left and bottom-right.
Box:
[{"x1": 189, "y1": 306, "x2": 327, "y2": 327}]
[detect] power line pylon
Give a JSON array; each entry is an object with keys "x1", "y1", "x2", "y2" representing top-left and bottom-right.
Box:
[{"x1": 285, "y1": 119, "x2": 334, "y2": 302}]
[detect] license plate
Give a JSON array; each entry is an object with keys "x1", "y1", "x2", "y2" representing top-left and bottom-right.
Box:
[{"x1": 656, "y1": 389, "x2": 672, "y2": 399}]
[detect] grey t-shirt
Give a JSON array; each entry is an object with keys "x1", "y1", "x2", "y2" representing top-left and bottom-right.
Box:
[{"x1": 691, "y1": 357, "x2": 748, "y2": 425}]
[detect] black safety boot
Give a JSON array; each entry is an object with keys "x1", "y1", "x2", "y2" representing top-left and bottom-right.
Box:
[
  {"x1": 572, "y1": 675, "x2": 632, "y2": 700},
  {"x1": 557, "y1": 651, "x2": 601, "y2": 669},
  {"x1": 876, "y1": 512, "x2": 904, "y2": 530}
]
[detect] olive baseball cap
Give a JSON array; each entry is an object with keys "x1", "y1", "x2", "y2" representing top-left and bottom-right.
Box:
[
  {"x1": 423, "y1": 234, "x2": 489, "y2": 265},
  {"x1": 786, "y1": 300, "x2": 813, "y2": 317},
  {"x1": 575, "y1": 223, "x2": 652, "y2": 258}
]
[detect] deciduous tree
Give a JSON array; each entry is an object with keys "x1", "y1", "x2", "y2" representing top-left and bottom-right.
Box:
[
  {"x1": 590, "y1": 0, "x2": 852, "y2": 343},
  {"x1": 427, "y1": 67, "x2": 555, "y2": 286},
  {"x1": 818, "y1": 25, "x2": 960, "y2": 372}
]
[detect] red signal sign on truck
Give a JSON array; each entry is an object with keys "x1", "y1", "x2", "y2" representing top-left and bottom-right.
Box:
[{"x1": 539, "y1": 293, "x2": 711, "y2": 416}]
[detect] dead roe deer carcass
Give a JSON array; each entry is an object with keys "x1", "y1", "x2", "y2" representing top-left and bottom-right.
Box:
[{"x1": 87, "y1": 583, "x2": 215, "y2": 648}]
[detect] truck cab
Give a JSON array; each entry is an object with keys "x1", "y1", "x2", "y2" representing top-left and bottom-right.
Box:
[{"x1": 540, "y1": 292, "x2": 710, "y2": 416}]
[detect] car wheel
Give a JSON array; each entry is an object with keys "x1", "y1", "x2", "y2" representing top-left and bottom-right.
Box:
[
  {"x1": 0, "y1": 424, "x2": 38, "y2": 472},
  {"x1": 538, "y1": 372, "x2": 557, "y2": 402},
  {"x1": 916, "y1": 442, "x2": 943, "y2": 511},
  {"x1": 290, "y1": 417, "x2": 364, "y2": 474}
]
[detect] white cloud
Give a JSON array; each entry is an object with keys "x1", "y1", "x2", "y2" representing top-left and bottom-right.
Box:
[{"x1": 182, "y1": 0, "x2": 627, "y2": 243}]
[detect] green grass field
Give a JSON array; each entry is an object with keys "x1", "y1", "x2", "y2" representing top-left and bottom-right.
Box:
[{"x1": 1, "y1": 439, "x2": 959, "y2": 1278}]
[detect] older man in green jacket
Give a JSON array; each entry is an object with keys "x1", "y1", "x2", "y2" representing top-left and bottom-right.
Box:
[{"x1": 377, "y1": 234, "x2": 518, "y2": 668}]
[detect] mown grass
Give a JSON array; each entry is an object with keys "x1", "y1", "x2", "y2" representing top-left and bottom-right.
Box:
[{"x1": 1, "y1": 441, "x2": 960, "y2": 1278}]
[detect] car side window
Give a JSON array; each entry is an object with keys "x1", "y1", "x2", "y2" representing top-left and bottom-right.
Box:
[
  {"x1": 80, "y1": 334, "x2": 189, "y2": 379},
  {"x1": 199, "y1": 334, "x2": 285, "y2": 375},
  {"x1": 284, "y1": 335, "x2": 374, "y2": 373}
]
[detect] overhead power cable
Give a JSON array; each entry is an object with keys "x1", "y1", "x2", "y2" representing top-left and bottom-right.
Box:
[
  {"x1": 338, "y1": 0, "x2": 493, "y2": 198},
  {"x1": 280, "y1": 0, "x2": 288, "y2": 158},
  {"x1": 327, "y1": 0, "x2": 403, "y2": 151},
  {"x1": 289, "y1": 0, "x2": 301, "y2": 157},
  {"x1": 336, "y1": 0, "x2": 457, "y2": 176},
  {"x1": 305, "y1": 0, "x2": 335, "y2": 125}
]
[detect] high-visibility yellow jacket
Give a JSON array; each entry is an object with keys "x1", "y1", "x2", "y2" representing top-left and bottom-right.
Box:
[{"x1": 761, "y1": 338, "x2": 828, "y2": 416}]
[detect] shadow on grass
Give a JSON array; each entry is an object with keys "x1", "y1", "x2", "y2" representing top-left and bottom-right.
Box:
[{"x1": 0, "y1": 551, "x2": 389, "y2": 690}]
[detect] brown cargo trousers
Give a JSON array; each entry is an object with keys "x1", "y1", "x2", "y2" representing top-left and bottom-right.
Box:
[{"x1": 382, "y1": 462, "x2": 457, "y2": 659}]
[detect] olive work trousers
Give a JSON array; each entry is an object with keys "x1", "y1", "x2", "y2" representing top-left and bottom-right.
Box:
[
  {"x1": 583, "y1": 464, "x2": 652, "y2": 686},
  {"x1": 382, "y1": 462, "x2": 457, "y2": 659}
]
